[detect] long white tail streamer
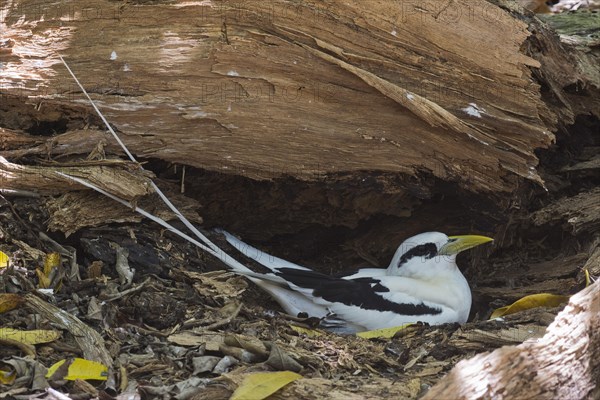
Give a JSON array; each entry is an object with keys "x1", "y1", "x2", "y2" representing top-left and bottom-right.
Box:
[
  {"x1": 55, "y1": 171, "x2": 255, "y2": 275},
  {"x1": 56, "y1": 56, "x2": 327, "y2": 318},
  {"x1": 57, "y1": 171, "x2": 323, "y2": 317},
  {"x1": 58, "y1": 55, "x2": 221, "y2": 254}
]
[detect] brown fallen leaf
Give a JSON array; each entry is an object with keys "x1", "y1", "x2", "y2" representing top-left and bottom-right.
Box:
[
  {"x1": 0, "y1": 293, "x2": 24, "y2": 314},
  {"x1": 265, "y1": 343, "x2": 302, "y2": 372}
]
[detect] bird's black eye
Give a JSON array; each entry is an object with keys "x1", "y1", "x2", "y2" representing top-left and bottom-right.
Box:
[{"x1": 398, "y1": 243, "x2": 438, "y2": 267}]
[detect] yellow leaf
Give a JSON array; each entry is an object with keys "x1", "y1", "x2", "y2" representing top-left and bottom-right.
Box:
[
  {"x1": 36, "y1": 253, "x2": 63, "y2": 290},
  {"x1": 289, "y1": 325, "x2": 322, "y2": 337},
  {"x1": 356, "y1": 324, "x2": 413, "y2": 339},
  {"x1": 0, "y1": 293, "x2": 24, "y2": 314},
  {"x1": 0, "y1": 251, "x2": 9, "y2": 268},
  {"x1": 36, "y1": 268, "x2": 51, "y2": 289},
  {"x1": 46, "y1": 358, "x2": 108, "y2": 381},
  {"x1": 0, "y1": 328, "x2": 61, "y2": 345},
  {"x1": 584, "y1": 269, "x2": 591, "y2": 287},
  {"x1": 490, "y1": 293, "x2": 570, "y2": 319},
  {"x1": 0, "y1": 368, "x2": 16, "y2": 385},
  {"x1": 230, "y1": 371, "x2": 302, "y2": 400},
  {"x1": 44, "y1": 253, "x2": 61, "y2": 275}
]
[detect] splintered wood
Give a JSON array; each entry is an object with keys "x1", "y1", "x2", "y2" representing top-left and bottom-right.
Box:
[
  {"x1": 3, "y1": 0, "x2": 596, "y2": 196},
  {"x1": 424, "y1": 281, "x2": 600, "y2": 400},
  {"x1": 0, "y1": 156, "x2": 152, "y2": 199}
]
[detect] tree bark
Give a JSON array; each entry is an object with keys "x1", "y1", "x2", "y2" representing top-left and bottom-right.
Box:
[
  {"x1": 1, "y1": 0, "x2": 597, "y2": 197},
  {"x1": 424, "y1": 279, "x2": 600, "y2": 399}
]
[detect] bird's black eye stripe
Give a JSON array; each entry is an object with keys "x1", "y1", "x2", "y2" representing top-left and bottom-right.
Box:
[{"x1": 398, "y1": 243, "x2": 438, "y2": 267}]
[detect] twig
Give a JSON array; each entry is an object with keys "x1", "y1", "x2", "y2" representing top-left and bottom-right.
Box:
[
  {"x1": 123, "y1": 323, "x2": 172, "y2": 338},
  {"x1": 24, "y1": 293, "x2": 113, "y2": 367},
  {"x1": 100, "y1": 278, "x2": 151, "y2": 302},
  {"x1": 203, "y1": 302, "x2": 243, "y2": 331},
  {"x1": 0, "y1": 188, "x2": 40, "y2": 198},
  {"x1": 181, "y1": 165, "x2": 186, "y2": 194},
  {"x1": 0, "y1": 338, "x2": 36, "y2": 358}
]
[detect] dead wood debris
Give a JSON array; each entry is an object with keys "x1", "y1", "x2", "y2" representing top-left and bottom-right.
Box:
[
  {"x1": 1, "y1": 194, "x2": 597, "y2": 399},
  {"x1": 1, "y1": 118, "x2": 599, "y2": 397},
  {"x1": 423, "y1": 280, "x2": 600, "y2": 400},
  {"x1": 532, "y1": 187, "x2": 600, "y2": 234},
  {"x1": 0, "y1": 156, "x2": 153, "y2": 200},
  {"x1": 0, "y1": 131, "x2": 598, "y2": 397},
  {"x1": 0, "y1": 3, "x2": 597, "y2": 397}
]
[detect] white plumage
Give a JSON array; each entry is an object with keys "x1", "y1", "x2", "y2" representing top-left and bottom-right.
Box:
[{"x1": 216, "y1": 230, "x2": 492, "y2": 333}]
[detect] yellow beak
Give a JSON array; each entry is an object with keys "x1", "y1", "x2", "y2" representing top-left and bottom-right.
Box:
[{"x1": 439, "y1": 235, "x2": 493, "y2": 255}]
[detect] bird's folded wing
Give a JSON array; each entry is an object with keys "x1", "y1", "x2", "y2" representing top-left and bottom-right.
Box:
[
  {"x1": 217, "y1": 229, "x2": 312, "y2": 272},
  {"x1": 339, "y1": 268, "x2": 387, "y2": 279},
  {"x1": 274, "y1": 268, "x2": 447, "y2": 329},
  {"x1": 276, "y1": 268, "x2": 438, "y2": 312},
  {"x1": 325, "y1": 292, "x2": 446, "y2": 331}
]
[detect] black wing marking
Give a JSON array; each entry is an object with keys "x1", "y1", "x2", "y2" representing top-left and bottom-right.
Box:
[
  {"x1": 275, "y1": 268, "x2": 441, "y2": 316},
  {"x1": 397, "y1": 243, "x2": 438, "y2": 268},
  {"x1": 334, "y1": 268, "x2": 360, "y2": 278}
]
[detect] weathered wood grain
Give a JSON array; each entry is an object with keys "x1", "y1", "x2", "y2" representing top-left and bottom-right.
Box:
[{"x1": 4, "y1": 0, "x2": 596, "y2": 196}]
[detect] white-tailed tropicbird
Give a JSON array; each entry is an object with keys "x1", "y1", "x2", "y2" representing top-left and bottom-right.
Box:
[{"x1": 216, "y1": 230, "x2": 493, "y2": 333}]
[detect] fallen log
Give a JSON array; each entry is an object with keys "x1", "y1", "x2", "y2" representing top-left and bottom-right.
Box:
[
  {"x1": 423, "y1": 278, "x2": 600, "y2": 399},
  {"x1": 1, "y1": 0, "x2": 597, "y2": 198}
]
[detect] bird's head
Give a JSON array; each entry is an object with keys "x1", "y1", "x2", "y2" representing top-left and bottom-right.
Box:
[{"x1": 387, "y1": 232, "x2": 493, "y2": 279}]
